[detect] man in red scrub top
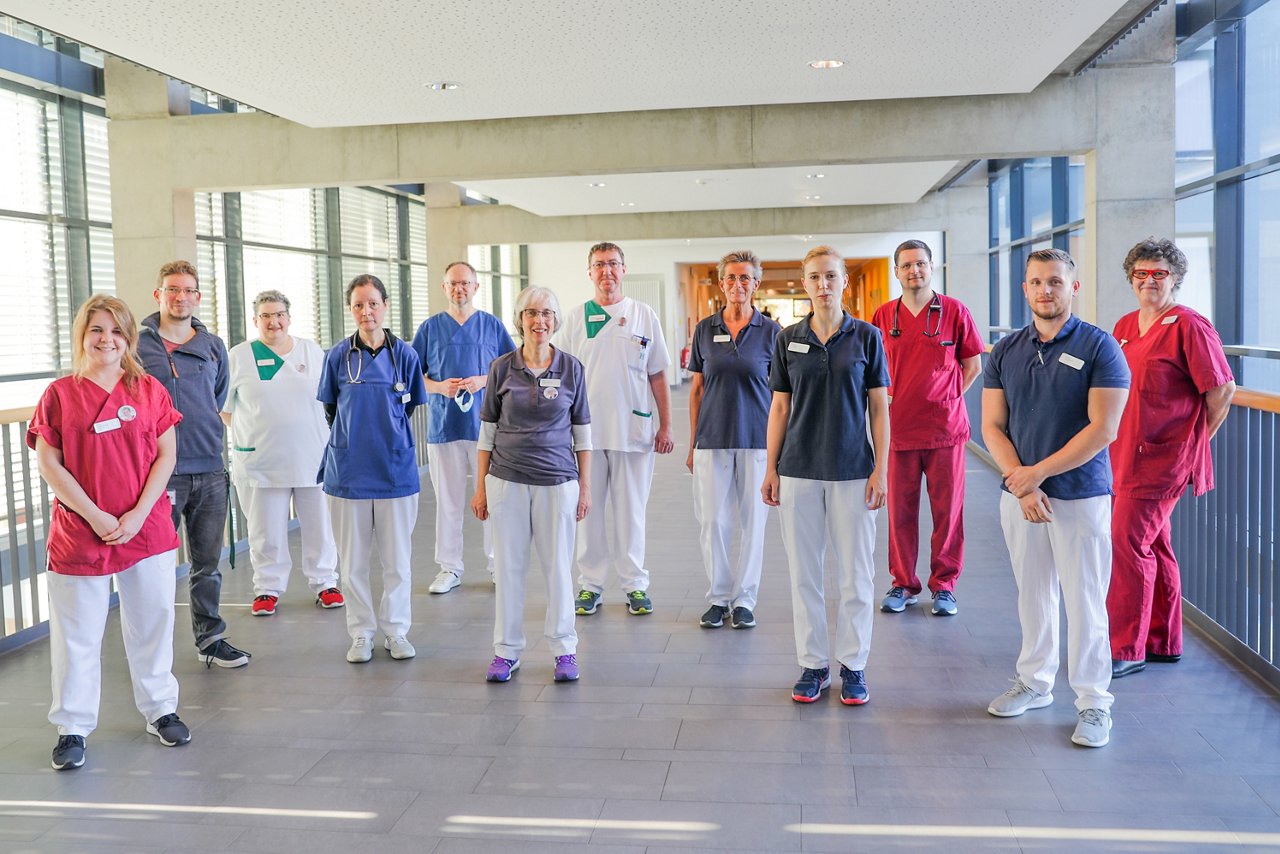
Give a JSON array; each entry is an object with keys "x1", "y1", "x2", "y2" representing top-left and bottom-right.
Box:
[
  {"x1": 872, "y1": 240, "x2": 984, "y2": 617},
  {"x1": 1108, "y1": 238, "x2": 1235, "y2": 678}
]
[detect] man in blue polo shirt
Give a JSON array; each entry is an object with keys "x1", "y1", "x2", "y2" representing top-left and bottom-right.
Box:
[{"x1": 981, "y1": 248, "x2": 1129, "y2": 748}]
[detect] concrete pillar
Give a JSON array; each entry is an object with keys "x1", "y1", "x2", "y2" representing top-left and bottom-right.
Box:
[
  {"x1": 104, "y1": 57, "x2": 197, "y2": 317},
  {"x1": 1081, "y1": 4, "x2": 1176, "y2": 330},
  {"x1": 942, "y1": 167, "x2": 991, "y2": 334},
  {"x1": 424, "y1": 182, "x2": 468, "y2": 289}
]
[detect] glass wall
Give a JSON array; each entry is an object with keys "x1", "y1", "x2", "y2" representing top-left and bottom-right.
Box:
[{"x1": 468, "y1": 243, "x2": 528, "y2": 332}]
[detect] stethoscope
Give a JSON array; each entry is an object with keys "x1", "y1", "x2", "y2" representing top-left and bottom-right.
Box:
[
  {"x1": 344, "y1": 329, "x2": 406, "y2": 393},
  {"x1": 890, "y1": 293, "x2": 943, "y2": 338}
]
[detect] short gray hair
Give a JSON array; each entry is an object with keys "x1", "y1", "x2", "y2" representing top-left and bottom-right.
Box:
[
  {"x1": 253, "y1": 289, "x2": 291, "y2": 312},
  {"x1": 718, "y1": 250, "x2": 762, "y2": 282},
  {"x1": 512, "y1": 286, "x2": 562, "y2": 339}
]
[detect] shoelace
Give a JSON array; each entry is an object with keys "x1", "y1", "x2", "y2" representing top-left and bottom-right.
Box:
[
  {"x1": 1003, "y1": 677, "x2": 1034, "y2": 697},
  {"x1": 55, "y1": 734, "x2": 83, "y2": 750},
  {"x1": 886, "y1": 586, "x2": 907, "y2": 597},
  {"x1": 153, "y1": 713, "x2": 180, "y2": 729},
  {"x1": 201, "y1": 641, "x2": 221, "y2": 669},
  {"x1": 556, "y1": 655, "x2": 577, "y2": 666},
  {"x1": 1079, "y1": 708, "x2": 1108, "y2": 725},
  {"x1": 934, "y1": 590, "x2": 955, "y2": 602}
]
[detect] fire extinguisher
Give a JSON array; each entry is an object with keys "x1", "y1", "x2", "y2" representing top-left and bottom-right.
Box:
[{"x1": 680, "y1": 345, "x2": 691, "y2": 370}]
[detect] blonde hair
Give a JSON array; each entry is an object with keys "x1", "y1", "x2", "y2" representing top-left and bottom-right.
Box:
[
  {"x1": 71, "y1": 295, "x2": 145, "y2": 390},
  {"x1": 802, "y1": 245, "x2": 844, "y2": 268}
]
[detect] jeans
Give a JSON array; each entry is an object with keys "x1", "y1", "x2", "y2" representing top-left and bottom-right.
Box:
[{"x1": 169, "y1": 470, "x2": 229, "y2": 650}]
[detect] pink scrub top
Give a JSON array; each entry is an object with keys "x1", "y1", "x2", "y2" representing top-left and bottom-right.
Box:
[
  {"x1": 871, "y1": 294, "x2": 985, "y2": 451},
  {"x1": 27, "y1": 374, "x2": 182, "y2": 576},
  {"x1": 1111, "y1": 306, "x2": 1234, "y2": 500}
]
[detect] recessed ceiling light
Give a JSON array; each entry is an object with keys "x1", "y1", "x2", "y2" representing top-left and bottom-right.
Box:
[
  {"x1": 587, "y1": 182, "x2": 606, "y2": 188},
  {"x1": 806, "y1": 173, "x2": 825, "y2": 179},
  {"x1": 621, "y1": 201, "x2": 636, "y2": 207},
  {"x1": 805, "y1": 195, "x2": 821, "y2": 201},
  {"x1": 808, "y1": 59, "x2": 844, "y2": 69},
  {"x1": 694, "y1": 178, "x2": 709, "y2": 185},
  {"x1": 425, "y1": 81, "x2": 460, "y2": 91}
]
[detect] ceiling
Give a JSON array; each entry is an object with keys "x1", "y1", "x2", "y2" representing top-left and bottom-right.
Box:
[{"x1": 7, "y1": 1, "x2": 1145, "y2": 219}]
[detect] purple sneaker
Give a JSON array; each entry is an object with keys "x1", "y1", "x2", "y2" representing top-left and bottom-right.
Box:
[
  {"x1": 554, "y1": 654, "x2": 580, "y2": 682},
  {"x1": 486, "y1": 656, "x2": 520, "y2": 682}
]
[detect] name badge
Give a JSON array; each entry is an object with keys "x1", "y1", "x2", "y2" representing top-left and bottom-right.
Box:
[
  {"x1": 93, "y1": 417, "x2": 122, "y2": 433},
  {"x1": 401, "y1": 392, "x2": 412, "y2": 404},
  {"x1": 713, "y1": 334, "x2": 731, "y2": 343},
  {"x1": 1161, "y1": 315, "x2": 1178, "y2": 325},
  {"x1": 588, "y1": 314, "x2": 607, "y2": 323},
  {"x1": 1058, "y1": 353, "x2": 1085, "y2": 370},
  {"x1": 539, "y1": 378, "x2": 561, "y2": 388},
  {"x1": 256, "y1": 358, "x2": 275, "y2": 366},
  {"x1": 788, "y1": 342, "x2": 811, "y2": 354}
]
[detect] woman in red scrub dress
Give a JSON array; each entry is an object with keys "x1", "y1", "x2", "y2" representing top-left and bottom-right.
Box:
[
  {"x1": 29, "y1": 295, "x2": 189, "y2": 771},
  {"x1": 1108, "y1": 238, "x2": 1235, "y2": 678}
]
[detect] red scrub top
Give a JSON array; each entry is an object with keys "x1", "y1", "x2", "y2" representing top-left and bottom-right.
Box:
[
  {"x1": 27, "y1": 374, "x2": 182, "y2": 576},
  {"x1": 871, "y1": 294, "x2": 984, "y2": 450},
  {"x1": 1111, "y1": 306, "x2": 1233, "y2": 500}
]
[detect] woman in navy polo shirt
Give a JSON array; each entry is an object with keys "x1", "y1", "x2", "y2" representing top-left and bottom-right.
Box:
[
  {"x1": 472, "y1": 286, "x2": 592, "y2": 684},
  {"x1": 762, "y1": 245, "x2": 890, "y2": 706},
  {"x1": 686, "y1": 250, "x2": 781, "y2": 630}
]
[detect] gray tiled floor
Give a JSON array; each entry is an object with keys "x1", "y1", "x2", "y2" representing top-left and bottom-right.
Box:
[{"x1": 2, "y1": 386, "x2": 1280, "y2": 852}]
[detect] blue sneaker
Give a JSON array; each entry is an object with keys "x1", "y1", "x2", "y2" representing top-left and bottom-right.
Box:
[
  {"x1": 839, "y1": 666, "x2": 869, "y2": 705},
  {"x1": 931, "y1": 590, "x2": 958, "y2": 616},
  {"x1": 627, "y1": 590, "x2": 653, "y2": 615},
  {"x1": 791, "y1": 667, "x2": 831, "y2": 703},
  {"x1": 880, "y1": 586, "x2": 918, "y2": 613},
  {"x1": 51, "y1": 734, "x2": 85, "y2": 770}
]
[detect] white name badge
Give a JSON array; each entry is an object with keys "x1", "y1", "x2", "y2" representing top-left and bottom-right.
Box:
[
  {"x1": 788, "y1": 342, "x2": 811, "y2": 354},
  {"x1": 1162, "y1": 315, "x2": 1178, "y2": 325},
  {"x1": 93, "y1": 417, "x2": 122, "y2": 433},
  {"x1": 539, "y1": 377, "x2": 561, "y2": 388},
  {"x1": 256, "y1": 358, "x2": 275, "y2": 366},
  {"x1": 401, "y1": 393, "x2": 412, "y2": 404},
  {"x1": 1058, "y1": 352, "x2": 1085, "y2": 370},
  {"x1": 588, "y1": 314, "x2": 607, "y2": 323},
  {"x1": 713, "y1": 334, "x2": 731, "y2": 343}
]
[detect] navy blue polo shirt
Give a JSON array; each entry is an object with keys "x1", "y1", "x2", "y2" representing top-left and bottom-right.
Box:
[
  {"x1": 983, "y1": 314, "x2": 1131, "y2": 500},
  {"x1": 690, "y1": 309, "x2": 782, "y2": 450},
  {"x1": 768, "y1": 312, "x2": 890, "y2": 481}
]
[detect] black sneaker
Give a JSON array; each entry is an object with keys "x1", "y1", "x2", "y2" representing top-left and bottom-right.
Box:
[
  {"x1": 791, "y1": 667, "x2": 831, "y2": 703},
  {"x1": 839, "y1": 665, "x2": 869, "y2": 705},
  {"x1": 198, "y1": 639, "x2": 252, "y2": 669},
  {"x1": 700, "y1": 604, "x2": 729, "y2": 628},
  {"x1": 730, "y1": 606, "x2": 756, "y2": 629},
  {"x1": 146, "y1": 713, "x2": 192, "y2": 746},
  {"x1": 51, "y1": 734, "x2": 85, "y2": 770}
]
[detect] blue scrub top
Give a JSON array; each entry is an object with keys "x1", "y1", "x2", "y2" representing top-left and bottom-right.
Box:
[
  {"x1": 317, "y1": 335, "x2": 428, "y2": 499},
  {"x1": 411, "y1": 311, "x2": 515, "y2": 444},
  {"x1": 689, "y1": 309, "x2": 781, "y2": 450},
  {"x1": 983, "y1": 314, "x2": 1130, "y2": 500},
  {"x1": 768, "y1": 312, "x2": 890, "y2": 482}
]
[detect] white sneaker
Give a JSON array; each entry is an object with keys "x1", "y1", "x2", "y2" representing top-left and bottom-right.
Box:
[
  {"x1": 346, "y1": 636, "x2": 373, "y2": 663},
  {"x1": 1071, "y1": 708, "x2": 1112, "y2": 748},
  {"x1": 987, "y1": 678, "x2": 1053, "y2": 717},
  {"x1": 385, "y1": 636, "x2": 416, "y2": 660},
  {"x1": 428, "y1": 570, "x2": 461, "y2": 594}
]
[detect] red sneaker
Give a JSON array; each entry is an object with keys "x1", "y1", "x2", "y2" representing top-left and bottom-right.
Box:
[
  {"x1": 316, "y1": 587, "x2": 345, "y2": 609},
  {"x1": 251, "y1": 595, "x2": 278, "y2": 616}
]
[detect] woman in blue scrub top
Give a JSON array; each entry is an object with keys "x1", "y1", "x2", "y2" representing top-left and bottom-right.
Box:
[{"x1": 318, "y1": 274, "x2": 427, "y2": 665}]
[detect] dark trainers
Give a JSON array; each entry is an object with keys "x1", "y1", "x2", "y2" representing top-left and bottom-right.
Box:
[
  {"x1": 791, "y1": 667, "x2": 831, "y2": 703},
  {"x1": 730, "y1": 606, "x2": 756, "y2": 629},
  {"x1": 51, "y1": 734, "x2": 85, "y2": 770},
  {"x1": 700, "y1": 604, "x2": 729, "y2": 628},
  {"x1": 931, "y1": 590, "x2": 958, "y2": 616},
  {"x1": 146, "y1": 713, "x2": 191, "y2": 746},
  {"x1": 880, "y1": 586, "x2": 918, "y2": 613},
  {"x1": 251, "y1": 594, "x2": 277, "y2": 616},
  {"x1": 839, "y1": 665, "x2": 869, "y2": 705},
  {"x1": 554, "y1": 654, "x2": 580, "y2": 682},
  {"x1": 487, "y1": 656, "x2": 520, "y2": 682},
  {"x1": 575, "y1": 589, "x2": 601, "y2": 615},
  {"x1": 198, "y1": 639, "x2": 251, "y2": 669},
  {"x1": 627, "y1": 590, "x2": 653, "y2": 615}
]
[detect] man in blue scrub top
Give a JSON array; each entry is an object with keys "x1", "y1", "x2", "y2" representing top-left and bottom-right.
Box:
[
  {"x1": 412, "y1": 261, "x2": 515, "y2": 594},
  {"x1": 981, "y1": 248, "x2": 1130, "y2": 749}
]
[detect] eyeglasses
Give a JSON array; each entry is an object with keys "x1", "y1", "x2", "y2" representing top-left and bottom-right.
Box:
[
  {"x1": 444, "y1": 280, "x2": 476, "y2": 288},
  {"x1": 1131, "y1": 269, "x2": 1172, "y2": 281},
  {"x1": 162, "y1": 287, "x2": 199, "y2": 297},
  {"x1": 257, "y1": 311, "x2": 288, "y2": 321},
  {"x1": 590, "y1": 260, "x2": 623, "y2": 270},
  {"x1": 723, "y1": 274, "x2": 756, "y2": 285},
  {"x1": 521, "y1": 309, "x2": 556, "y2": 320}
]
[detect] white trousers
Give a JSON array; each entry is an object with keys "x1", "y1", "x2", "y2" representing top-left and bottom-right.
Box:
[
  {"x1": 692, "y1": 449, "x2": 768, "y2": 611},
  {"x1": 778, "y1": 477, "x2": 878, "y2": 670},
  {"x1": 48, "y1": 550, "x2": 180, "y2": 737},
  {"x1": 576, "y1": 449, "x2": 654, "y2": 594},
  {"x1": 427, "y1": 440, "x2": 493, "y2": 576},
  {"x1": 999, "y1": 492, "x2": 1114, "y2": 711},
  {"x1": 237, "y1": 483, "x2": 338, "y2": 597},
  {"x1": 328, "y1": 494, "x2": 418, "y2": 640},
  {"x1": 488, "y1": 475, "x2": 579, "y2": 659}
]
